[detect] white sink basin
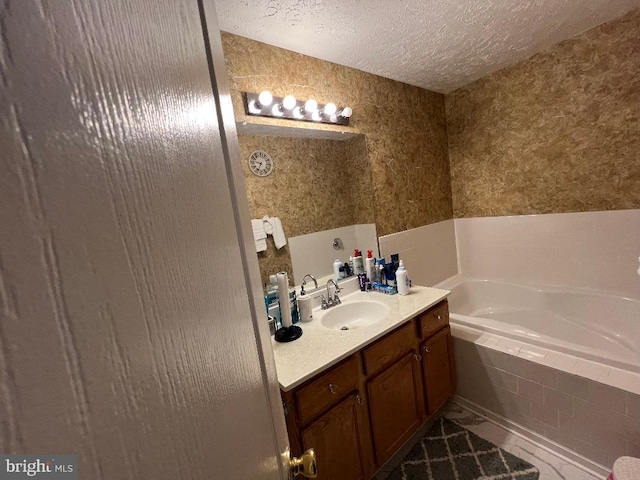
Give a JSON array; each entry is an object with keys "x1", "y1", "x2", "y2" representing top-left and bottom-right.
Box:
[{"x1": 320, "y1": 300, "x2": 391, "y2": 330}]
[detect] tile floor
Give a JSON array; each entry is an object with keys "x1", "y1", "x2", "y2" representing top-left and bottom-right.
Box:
[{"x1": 374, "y1": 401, "x2": 604, "y2": 480}]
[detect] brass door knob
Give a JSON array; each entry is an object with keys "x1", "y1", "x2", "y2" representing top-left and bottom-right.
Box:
[{"x1": 290, "y1": 448, "x2": 318, "y2": 478}]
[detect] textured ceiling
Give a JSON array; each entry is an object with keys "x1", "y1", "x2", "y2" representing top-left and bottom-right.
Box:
[{"x1": 213, "y1": 0, "x2": 640, "y2": 93}]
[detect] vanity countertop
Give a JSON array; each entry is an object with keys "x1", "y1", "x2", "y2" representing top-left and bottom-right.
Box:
[{"x1": 272, "y1": 286, "x2": 450, "y2": 391}]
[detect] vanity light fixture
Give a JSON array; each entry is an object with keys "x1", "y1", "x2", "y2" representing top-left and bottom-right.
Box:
[{"x1": 242, "y1": 91, "x2": 352, "y2": 126}]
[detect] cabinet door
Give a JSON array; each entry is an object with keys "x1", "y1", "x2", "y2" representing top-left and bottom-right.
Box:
[
  {"x1": 422, "y1": 327, "x2": 454, "y2": 413},
  {"x1": 301, "y1": 393, "x2": 368, "y2": 480},
  {"x1": 367, "y1": 351, "x2": 424, "y2": 465}
]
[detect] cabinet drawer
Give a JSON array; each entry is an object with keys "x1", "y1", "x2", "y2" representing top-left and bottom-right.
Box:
[
  {"x1": 363, "y1": 321, "x2": 417, "y2": 376},
  {"x1": 419, "y1": 300, "x2": 449, "y2": 339},
  {"x1": 296, "y1": 356, "x2": 359, "y2": 424}
]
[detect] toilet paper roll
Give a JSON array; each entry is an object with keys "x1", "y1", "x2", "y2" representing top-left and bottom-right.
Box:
[{"x1": 277, "y1": 271, "x2": 292, "y2": 328}]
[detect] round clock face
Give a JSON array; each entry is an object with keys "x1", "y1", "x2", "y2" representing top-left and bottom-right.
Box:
[{"x1": 248, "y1": 150, "x2": 273, "y2": 177}]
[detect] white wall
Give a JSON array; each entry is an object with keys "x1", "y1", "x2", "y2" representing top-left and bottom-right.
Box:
[
  {"x1": 455, "y1": 209, "x2": 640, "y2": 299},
  {"x1": 288, "y1": 223, "x2": 378, "y2": 284},
  {"x1": 378, "y1": 219, "x2": 458, "y2": 287}
]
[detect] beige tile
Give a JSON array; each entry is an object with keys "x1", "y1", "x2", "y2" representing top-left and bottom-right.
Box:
[
  {"x1": 477, "y1": 345, "x2": 507, "y2": 369},
  {"x1": 531, "y1": 403, "x2": 559, "y2": 428},
  {"x1": 587, "y1": 381, "x2": 627, "y2": 414},
  {"x1": 529, "y1": 362, "x2": 558, "y2": 388},
  {"x1": 544, "y1": 424, "x2": 577, "y2": 451},
  {"x1": 557, "y1": 372, "x2": 590, "y2": 399},
  {"x1": 517, "y1": 377, "x2": 544, "y2": 405},
  {"x1": 543, "y1": 387, "x2": 573, "y2": 415},
  {"x1": 504, "y1": 355, "x2": 530, "y2": 377},
  {"x1": 627, "y1": 392, "x2": 640, "y2": 420},
  {"x1": 486, "y1": 366, "x2": 518, "y2": 393}
]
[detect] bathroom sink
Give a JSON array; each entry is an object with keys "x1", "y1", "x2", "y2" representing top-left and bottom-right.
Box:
[{"x1": 320, "y1": 301, "x2": 390, "y2": 331}]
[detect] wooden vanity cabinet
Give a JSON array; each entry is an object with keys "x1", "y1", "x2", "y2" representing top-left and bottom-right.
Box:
[
  {"x1": 282, "y1": 354, "x2": 375, "y2": 480},
  {"x1": 300, "y1": 393, "x2": 369, "y2": 480},
  {"x1": 363, "y1": 321, "x2": 424, "y2": 465},
  {"x1": 366, "y1": 350, "x2": 424, "y2": 465},
  {"x1": 420, "y1": 326, "x2": 456, "y2": 414},
  {"x1": 282, "y1": 299, "x2": 454, "y2": 480}
]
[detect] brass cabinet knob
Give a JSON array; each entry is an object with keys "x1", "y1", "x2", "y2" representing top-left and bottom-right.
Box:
[
  {"x1": 414, "y1": 353, "x2": 422, "y2": 361},
  {"x1": 423, "y1": 345, "x2": 430, "y2": 353},
  {"x1": 328, "y1": 383, "x2": 337, "y2": 395},
  {"x1": 290, "y1": 448, "x2": 318, "y2": 478}
]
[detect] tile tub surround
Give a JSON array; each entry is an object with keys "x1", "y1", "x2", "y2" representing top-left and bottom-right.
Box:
[
  {"x1": 452, "y1": 330, "x2": 640, "y2": 470},
  {"x1": 271, "y1": 285, "x2": 449, "y2": 391},
  {"x1": 379, "y1": 219, "x2": 458, "y2": 287},
  {"x1": 454, "y1": 209, "x2": 640, "y2": 300}
]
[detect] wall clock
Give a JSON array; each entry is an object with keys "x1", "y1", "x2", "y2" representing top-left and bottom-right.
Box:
[{"x1": 248, "y1": 150, "x2": 273, "y2": 177}]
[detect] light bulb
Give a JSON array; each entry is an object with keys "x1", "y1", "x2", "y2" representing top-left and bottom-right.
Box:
[
  {"x1": 271, "y1": 104, "x2": 283, "y2": 117},
  {"x1": 283, "y1": 95, "x2": 297, "y2": 110},
  {"x1": 324, "y1": 102, "x2": 337, "y2": 115},
  {"x1": 248, "y1": 100, "x2": 261, "y2": 114},
  {"x1": 293, "y1": 107, "x2": 305, "y2": 119},
  {"x1": 340, "y1": 106, "x2": 353, "y2": 118},
  {"x1": 304, "y1": 98, "x2": 317, "y2": 112},
  {"x1": 311, "y1": 110, "x2": 322, "y2": 122},
  {"x1": 258, "y1": 90, "x2": 273, "y2": 107},
  {"x1": 329, "y1": 114, "x2": 338, "y2": 123}
]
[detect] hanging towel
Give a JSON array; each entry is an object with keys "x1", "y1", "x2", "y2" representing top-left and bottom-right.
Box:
[
  {"x1": 262, "y1": 215, "x2": 273, "y2": 235},
  {"x1": 252, "y1": 219, "x2": 267, "y2": 253},
  {"x1": 270, "y1": 216, "x2": 287, "y2": 249}
]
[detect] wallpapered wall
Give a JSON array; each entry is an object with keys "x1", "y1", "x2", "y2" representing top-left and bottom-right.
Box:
[
  {"x1": 238, "y1": 134, "x2": 373, "y2": 286},
  {"x1": 221, "y1": 33, "x2": 452, "y2": 238},
  {"x1": 446, "y1": 9, "x2": 640, "y2": 218}
]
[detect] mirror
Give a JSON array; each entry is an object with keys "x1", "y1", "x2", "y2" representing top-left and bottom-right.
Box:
[{"x1": 237, "y1": 123, "x2": 378, "y2": 287}]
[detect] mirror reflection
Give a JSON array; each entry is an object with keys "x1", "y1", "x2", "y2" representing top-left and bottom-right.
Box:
[{"x1": 237, "y1": 124, "x2": 378, "y2": 287}]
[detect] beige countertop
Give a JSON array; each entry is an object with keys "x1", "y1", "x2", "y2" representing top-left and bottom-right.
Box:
[{"x1": 272, "y1": 285, "x2": 450, "y2": 391}]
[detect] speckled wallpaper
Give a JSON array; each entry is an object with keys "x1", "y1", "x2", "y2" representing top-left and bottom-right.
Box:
[
  {"x1": 238, "y1": 134, "x2": 373, "y2": 285},
  {"x1": 446, "y1": 9, "x2": 640, "y2": 218},
  {"x1": 221, "y1": 33, "x2": 452, "y2": 237}
]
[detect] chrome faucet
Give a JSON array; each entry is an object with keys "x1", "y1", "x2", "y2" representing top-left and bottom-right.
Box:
[
  {"x1": 322, "y1": 279, "x2": 341, "y2": 310},
  {"x1": 301, "y1": 274, "x2": 318, "y2": 295}
]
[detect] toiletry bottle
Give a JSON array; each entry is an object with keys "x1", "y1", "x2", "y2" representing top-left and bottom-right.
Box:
[
  {"x1": 289, "y1": 287, "x2": 299, "y2": 324},
  {"x1": 396, "y1": 260, "x2": 410, "y2": 295},
  {"x1": 365, "y1": 250, "x2": 375, "y2": 282},
  {"x1": 297, "y1": 284, "x2": 313, "y2": 322},
  {"x1": 385, "y1": 264, "x2": 397, "y2": 288},
  {"x1": 333, "y1": 259, "x2": 342, "y2": 281},
  {"x1": 374, "y1": 258, "x2": 385, "y2": 284},
  {"x1": 338, "y1": 265, "x2": 346, "y2": 279},
  {"x1": 344, "y1": 261, "x2": 352, "y2": 277},
  {"x1": 353, "y1": 249, "x2": 365, "y2": 275}
]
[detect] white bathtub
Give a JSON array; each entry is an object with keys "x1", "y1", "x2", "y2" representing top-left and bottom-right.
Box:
[{"x1": 437, "y1": 275, "x2": 640, "y2": 373}]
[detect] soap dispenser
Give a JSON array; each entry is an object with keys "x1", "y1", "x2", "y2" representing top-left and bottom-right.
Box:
[{"x1": 297, "y1": 279, "x2": 314, "y2": 323}]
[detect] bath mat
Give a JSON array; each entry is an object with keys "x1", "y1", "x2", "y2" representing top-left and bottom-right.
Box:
[{"x1": 387, "y1": 417, "x2": 539, "y2": 480}]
